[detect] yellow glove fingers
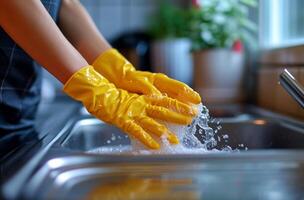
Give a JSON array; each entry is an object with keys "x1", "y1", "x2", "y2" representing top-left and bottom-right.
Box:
[
  {"x1": 148, "y1": 96, "x2": 198, "y2": 117},
  {"x1": 122, "y1": 120, "x2": 160, "y2": 149},
  {"x1": 146, "y1": 105, "x2": 193, "y2": 125},
  {"x1": 135, "y1": 117, "x2": 179, "y2": 144},
  {"x1": 124, "y1": 74, "x2": 162, "y2": 95},
  {"x1": 154, "y1": 74, "x2": 201, "y2": 104}
]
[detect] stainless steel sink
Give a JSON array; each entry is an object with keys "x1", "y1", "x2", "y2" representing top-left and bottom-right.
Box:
[
  {"x1": 61, "y1": 116, "x2": 304, "y2": 152},
  {"x1": 62, "y1": 119, "x2": 131, "y2": 151},
  {"x1": 4, "y1": 105, "x2": 304, "y2": 200},
  {"x1": 209, "y1": 119, "x2": 304, "y2": 150}
]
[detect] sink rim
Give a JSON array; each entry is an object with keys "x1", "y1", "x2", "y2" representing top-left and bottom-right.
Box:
[
  {"x1": 45, "y1": 149, "x2": 304, "y2": 166},
  {"x1": 22, "y1": 150, "x2": 304, "y2": 199}
]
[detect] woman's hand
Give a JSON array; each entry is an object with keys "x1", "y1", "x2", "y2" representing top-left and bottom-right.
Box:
[
  {"x1": 63, "y1": 66, "x2": 198, "y2": 149},
  {"x1": 92, "y1": 49, "x2": 201, "y2": 105}
]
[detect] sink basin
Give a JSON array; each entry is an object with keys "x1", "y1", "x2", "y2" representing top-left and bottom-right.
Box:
[
  {"x1": 61, "y1": 117, "x2": 304, "y2": 153},
  {"x1": 209, "y1": 119, "x2": 304, "y2": 150},
  {"x1": 62, "y1": 119, "x2": 131, "y2": 151}
]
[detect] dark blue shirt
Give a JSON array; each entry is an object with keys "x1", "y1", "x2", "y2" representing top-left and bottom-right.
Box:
[{"x1": 0, "y1": 0, "x2": 61, "y2": 136}]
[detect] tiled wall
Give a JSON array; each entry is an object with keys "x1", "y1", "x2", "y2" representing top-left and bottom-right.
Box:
[
  {"x1": 80, "y1": 0, "x2": 185, "y2": 40},
  {"x1": 80, "y1": 0, "x2": 155, "y2": 40}
]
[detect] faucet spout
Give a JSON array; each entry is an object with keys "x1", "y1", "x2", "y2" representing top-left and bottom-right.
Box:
[{"x1": 279, "y1": 69, "x2": 304, "y2": 109}]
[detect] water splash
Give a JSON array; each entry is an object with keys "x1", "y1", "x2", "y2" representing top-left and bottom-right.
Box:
[{"x1": 88, "y1": 103, "x2": 246, "y2": 155}]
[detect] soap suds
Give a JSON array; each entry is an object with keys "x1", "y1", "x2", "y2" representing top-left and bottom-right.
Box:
[{"x1": 88, "y1": 103, "x2": 245, "y2": 155}]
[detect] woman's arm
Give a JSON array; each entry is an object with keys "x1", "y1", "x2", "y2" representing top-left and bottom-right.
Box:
[
  {"x1": 58, "y1": 0, "x2": 111, "y2": 64},
  {"x1": 0, "y1": 0, "x2": 88, "y2": 83}
]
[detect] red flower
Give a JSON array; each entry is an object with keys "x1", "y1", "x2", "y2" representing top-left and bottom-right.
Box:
[
  {"x1": 232, "y1": 40, "x2": 243, "y2": 53},
  {"x1": 191, "y1": 0, "x2": 201, "y2": 9}
]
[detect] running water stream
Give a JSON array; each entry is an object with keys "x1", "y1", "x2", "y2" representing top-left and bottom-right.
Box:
[{"x1": 88, "y1": 103, "x2": 244, "y2": 154}]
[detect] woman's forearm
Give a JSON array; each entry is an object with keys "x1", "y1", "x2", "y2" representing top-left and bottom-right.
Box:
[
  {"x1": 58, "y1": 0, "x2": 111, "y2": 64},
  {"x1": 0, "y1": 0, "x2": 88, "y2": 83}
]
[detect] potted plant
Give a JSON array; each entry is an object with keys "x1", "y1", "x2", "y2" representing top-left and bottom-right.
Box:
[
  {"x1": 149, "y1": 3, "x2": 193, "y2": 85},
  {"x1": 188, "y1": 0, "x2": 257, "y2": 104}
]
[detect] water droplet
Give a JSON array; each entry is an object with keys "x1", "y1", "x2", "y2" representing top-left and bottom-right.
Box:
[
  {"x1": 222, "y1": 134, "x2": 229, "y2": 139},
  {"x1": 111, "y1": 135, "x2": 116, "y2": 141}
]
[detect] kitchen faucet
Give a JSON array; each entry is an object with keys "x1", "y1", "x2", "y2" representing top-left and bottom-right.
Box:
[{"x1": 279, "y1": 69, "x2": 304, "y2": 109}]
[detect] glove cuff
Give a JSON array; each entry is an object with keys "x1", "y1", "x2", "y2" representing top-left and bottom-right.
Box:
[
  {"x1": 93, "y1": 48, "x2": 131, "y2": 65},
  {"x1": 92, "y1": 48, "x2": 121, "y2": 66},
  {"x1": 63, "y1": 65, "x2": 110, "y2": 101},
  {"x1": 92, "y1": 48, "x2": 136, "y2": 83}
]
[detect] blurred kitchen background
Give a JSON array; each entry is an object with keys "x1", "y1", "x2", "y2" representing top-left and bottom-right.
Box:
[{"x1": 42, "y1": 0, "x2": 304, "y2": 119}]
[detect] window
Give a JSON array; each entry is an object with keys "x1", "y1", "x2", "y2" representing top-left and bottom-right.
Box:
[{"x1": 259, "y1": 0, "x2": 304, "y2": 48}]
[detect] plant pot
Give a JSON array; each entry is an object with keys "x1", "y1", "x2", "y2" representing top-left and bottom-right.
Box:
[
  {"x1": 151, "y1": 38, "x2": 192, "y2": 85},
  {"x1": 192, "y1": 48, "x2": 245, "y2": 104}
]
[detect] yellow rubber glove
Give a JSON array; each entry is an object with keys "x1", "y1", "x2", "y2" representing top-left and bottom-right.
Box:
[
  {"x1": 63, "y1": 66, "x2": 198, "y2": 149},
  {"x1": 92, "y1": 49, "x2": 201, "y2": 105}
]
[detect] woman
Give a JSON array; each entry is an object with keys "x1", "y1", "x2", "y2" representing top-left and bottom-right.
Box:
[{"x1": 0, "y1": 0, "x2": 201, "y2": 149}]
